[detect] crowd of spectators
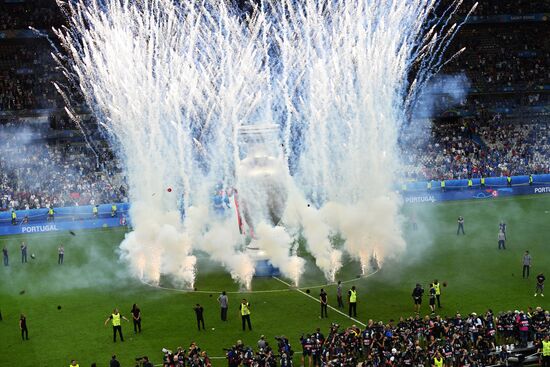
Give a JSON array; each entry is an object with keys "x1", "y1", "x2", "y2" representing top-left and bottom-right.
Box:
[
  {"x1": 145, "y1": 305, "x2": 548, "y2": 366},
  {"x1": 402, "y1": 119, "x2": 550, "y2": 181},
  {"x1": 0, "y1": 123, "x2": 126, "y2": 211},
  {"x1": 444, "y1": 23, "x2": 550, "y2": 91},
  {"x1": 0, "y1": 0, "x2": 548, "y2": 206},
  {"x1": 0, "y1": 0, "x2": 64, "y2": 31},
  {"x1": 0, "y1": 39, "x2": 65, "y2": 112},
  {"x1": 449, "y1": 0, "x2": 550, "y2": 17}
]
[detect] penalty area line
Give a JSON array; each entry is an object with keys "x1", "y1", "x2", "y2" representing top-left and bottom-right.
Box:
[{"x1": 272, "y1": 276, "x2": 366, "y2": 327}]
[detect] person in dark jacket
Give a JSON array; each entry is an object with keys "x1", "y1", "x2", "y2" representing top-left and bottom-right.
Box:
[{"x1": 412, "y1": 283, "x2": 424, "y2": 314}]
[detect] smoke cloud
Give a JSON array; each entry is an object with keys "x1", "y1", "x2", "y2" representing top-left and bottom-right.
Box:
[{"x1": 55, "y1": 0, "x2": 465, "y2": 288}]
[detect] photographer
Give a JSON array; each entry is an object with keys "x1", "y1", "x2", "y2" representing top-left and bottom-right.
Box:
[
  {"x1": 201, "y1": 351, "x2": 212, "y2": 367},
  {"x1": 110, "y1": 355, "x2": 120, "y2": 367},
  {"x1": 174, "y1": 347, "x2": 186, "y2": 366},
  {"x1": 226, "y1": 346, "x2": 240, "y2": 367},
  {"x1": 161, "y1": 348, "x2": 175, "y2": 367},
  {"x1": 300, "y1": 334, "x2": 313, "y2": 367},
  {"x1": 242, "y1": 346, "x2": 254, "y2": 367},
  {"x1": 135, "y1": 356, "x2": 153, "y2": 367}
]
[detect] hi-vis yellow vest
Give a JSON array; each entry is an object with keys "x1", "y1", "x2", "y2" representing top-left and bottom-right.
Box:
[
  {"x1": 543, "y1": 340, "x2": 550, "y2": 356},
  {"x1": 434, "y1": 357, "x2": 443, "y2": 367},
  {"x1": 434, "y1": 283, "x2": 441, "y2": 295},
  {"x1": 241, "y1": 303, "x2": 250, "y2": 316},
  {"x1": 112, "y1": 313, "x2": 121, "y2": 326},
  {"x1": 350, "y1": 290, "x2": 357, "y2": 303},
  {"x1": 69, "y1": 364, "x2": 80, "y2": 367}
]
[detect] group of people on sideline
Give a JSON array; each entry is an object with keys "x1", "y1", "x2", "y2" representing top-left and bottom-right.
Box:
[{"x1": 2, "y1": 241, "x2": 65, "y2": 266}]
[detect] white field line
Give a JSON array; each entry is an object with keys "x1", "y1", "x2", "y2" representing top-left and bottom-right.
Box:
[{"x1": 272, "y1": 276, "x2": 367, "y2": 327}]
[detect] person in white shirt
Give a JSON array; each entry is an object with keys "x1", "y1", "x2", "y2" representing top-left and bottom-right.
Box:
[{"x1": 58, "y1": 244, "x2": 64, "y2": 264}]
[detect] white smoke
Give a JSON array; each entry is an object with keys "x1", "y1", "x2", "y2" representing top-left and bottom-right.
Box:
[
  {"x1": 55, "y1": 0, "x2": 466, "y2": 287},
  {"x1": 185, "y1": 206, "x2": 255, "y2": 289},
  {"x1": 283, "y1": 189, "x2": 343, "y2": 282},
  {"x1": 251, "y1": 222, "x2": 305, "y2": 286},
  {"x1": 54, "y1": 0, "x2": 268, "y2": 287}
]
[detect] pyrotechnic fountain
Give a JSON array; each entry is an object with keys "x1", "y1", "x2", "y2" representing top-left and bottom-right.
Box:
[{"x1": 54, "y1": 0, "x2": 471, "y2": 288}]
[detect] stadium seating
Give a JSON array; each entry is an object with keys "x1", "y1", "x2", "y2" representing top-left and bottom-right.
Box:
[{"x1": 0, "y1": 0, "x2": 548, "y2": 209}]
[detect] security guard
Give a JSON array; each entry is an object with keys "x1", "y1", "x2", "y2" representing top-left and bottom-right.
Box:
[
  {"x1": 48, "y1": 207, "x2": 54, "y2": 222},
  {"x1": 529, "y1": 174, "x2": 533, "y2": 186},
  {"x1": 427, "y1": 181, "x2": 432, "y2": 190},
  {"x1": 240, "y1": 299, "x2": 252, "y2": 331},
  {"x1": 401, "y1": 183, "x2": 407, "y2": 192},
  {"x1": 480, "y1": 176, "x2": 485, "y2": 187},
  {"x1": 111, "y1": 204, "x2": 117, "y2": 217},
  {"x1": 69, "y1": 360, "x2": 79, "y2": 367},
  {"x1": 433, "y1": 352, "x2": 444, "y2": 367},
  {"x1": 348, "y1": 286, "x2": 357, "y2": 317},
  {"x1": 433, "y1": 279, "x2": 442, "y2": 308},
  {"x1": 92, "y1": 205, "x2": 98, "y2": 218},
  {"x1": 507, "y1": 175, "x2": 512, "y2": 186},
  {"x1": 11, "y1": 210, "x2": 16, "y2": 225},
  {"x1": 104, "y1": 308, "x2": 129, "y2": 342},
  {"x1": 440, "y1": 180, "x2": 446, "y2": 192},
  {"x1": 467, "y1": 179, "x2": 473, "y2": 189},
  {"x1": 540, "y1": 334, "x2": 549, "y2": 367}
]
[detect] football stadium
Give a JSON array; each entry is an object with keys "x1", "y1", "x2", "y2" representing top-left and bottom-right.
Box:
[{"x1": 0, "y1": 1, "x2": 549, "y2": 366}]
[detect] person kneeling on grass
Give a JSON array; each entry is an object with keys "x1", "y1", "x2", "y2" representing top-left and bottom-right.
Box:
[{"x1": 535, "y1": 273, "x2": 545, "y2": 297}]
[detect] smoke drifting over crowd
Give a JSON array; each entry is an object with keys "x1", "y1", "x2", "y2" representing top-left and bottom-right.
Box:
[{"x1": 54, "y1": 0, "x2": 469, "y2": 288}]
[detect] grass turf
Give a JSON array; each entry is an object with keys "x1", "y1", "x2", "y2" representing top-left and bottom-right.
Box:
[{"x1": 0, "y1": 194, "x2": 549, "y2": 366}]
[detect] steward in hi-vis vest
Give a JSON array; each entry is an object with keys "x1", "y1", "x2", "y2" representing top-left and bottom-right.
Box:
[
  {"x1": 540, "y1": 335, "x2": 550, "y2": 366},
  {"x1": 240, "y1": 299, "x2": 252, "y2": 331},
  {"x1": 433, "y1": 279, "x2": 442, "y2": 309},
  {"x1": 348, "y1": 286, "x2": 357, "y2": 318},
  {"x1": 104, "y1": 308, "x2": 128, "y2": 342}
]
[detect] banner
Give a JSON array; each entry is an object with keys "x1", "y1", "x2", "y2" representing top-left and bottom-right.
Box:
[
  {"x1": 403, "y1": 184, "x2": 550, "y2": 204},
  {"x1": 0, "y1": 217, "x2": 124, "y2": 236},
  {"x1": 463, "y1": 13, "x2": 549, "y2": 24}
]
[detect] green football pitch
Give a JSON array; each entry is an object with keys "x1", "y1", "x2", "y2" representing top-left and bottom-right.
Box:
[{"x1": 0, "y1": 194, "x2": 549, "y2": 367}]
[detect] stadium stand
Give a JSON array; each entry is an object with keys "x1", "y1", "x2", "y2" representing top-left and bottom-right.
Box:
[
  {"x1": 402, "y1": 120, "x2": 550, "y2": 181},
  {"x1": 0, "y1": 0, "x2": 549, "y2": 210},
  {"x1": 0, "y1": 123, "x2": 126, "y2": 210}
]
